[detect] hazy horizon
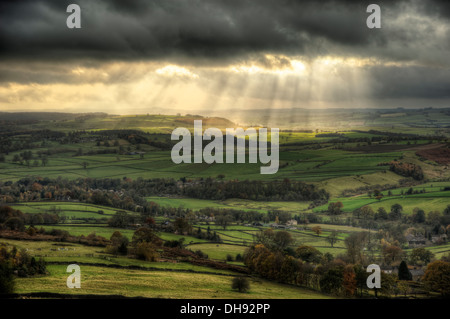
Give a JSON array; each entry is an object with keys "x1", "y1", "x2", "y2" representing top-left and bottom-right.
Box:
[{"x1": 2, "y1": 105, "x2": 448, "y2": 116}]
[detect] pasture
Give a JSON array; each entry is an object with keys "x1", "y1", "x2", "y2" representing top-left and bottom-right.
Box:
[
  {"x1": 10, "y1": 202, "x2": 138, "y2": 223},
  {"x1": 14, "y1": 264, "x2": 332, "y2": 299},
  {"x1": 147, "y1": 196, "x2": 312, "y2": 214},
  {"x1": 1, "y1": 110, "x2": 450, "y2": 299},
  {"x1": 314, "y1": 187, "x2": 450, "y2": 215}
]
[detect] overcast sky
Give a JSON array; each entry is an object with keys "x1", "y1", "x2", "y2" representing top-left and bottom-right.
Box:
[{"x1": 1, "y1": 0, "x2": 449, "y2": 114}]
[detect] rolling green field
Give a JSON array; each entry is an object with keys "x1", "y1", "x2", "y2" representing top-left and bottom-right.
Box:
[
  {"x1": 14, "y1": 264, "x2": 332, "y2": 299},
  {"x1": 1, "y1": 139, "x2": 443, "y2": 183},
  {"x1": 314, "y1": 188, "x2": 450, "y2": 214},
  {"x1": 1, "y1": 110, "x2": 450, "y2": 299},
  {"x1": 11, "y1": 202, "x2": 131, "y2": 218},
  {"x1": 147, "y1": 196, "x2": 312, "y2": 214},
  {"x1": 2, "y1": 238, "x2": 330, "y2": 299},
  {"x1": 0, "y1": 239, "x2": 237, "y2": 275}
]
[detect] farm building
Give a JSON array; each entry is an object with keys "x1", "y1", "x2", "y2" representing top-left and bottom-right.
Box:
[
  {"x1": 381, "y1": 266, "x2": 425, "y2": 281},
  {"x1": 405, "y1": 234, "x2": 426, "y2": 247}
]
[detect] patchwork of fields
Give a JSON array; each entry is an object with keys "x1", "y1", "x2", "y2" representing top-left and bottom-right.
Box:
[{"x1": 1, "y1": 110, "x2": 450, "y2": 299}]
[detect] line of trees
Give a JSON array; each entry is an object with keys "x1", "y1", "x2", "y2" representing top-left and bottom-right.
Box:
[
  {"x1": 244, "y1": 229, "x2": 450, "y2": 297},
  {"x1": 0, "y1": 176, "x2": 329, "y2": 206},
  {"x1": 322, "y1": 201, "x2": 450, "y2": 243},
  {"x1": 181, "y1": 178, "x2": 330, "y2": 202},
  {"x1": 243, "y1": 241, "x2": 383, "y2": 297},
  {"x1": 386, "y1": 161, "x2": 424, "y2": 181},
  {"x1": 0, "y1": 206, "x2": 60, "y2": 232}
]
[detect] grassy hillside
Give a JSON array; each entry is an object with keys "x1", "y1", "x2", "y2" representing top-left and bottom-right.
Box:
[
  {"x1": 1, "y1": 109, "x2": 450, "y2": 299},
  {"x1": 15, "y1": 264, "x2": 331, "y2": 299}
]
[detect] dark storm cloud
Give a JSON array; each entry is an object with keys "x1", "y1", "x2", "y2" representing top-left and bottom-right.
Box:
[
  {"x1": 418, "y1": 0, "x2": 450, "y2": 19},
  {"x1": 0, "y1": 0, "x2": 417, "y2": 62},
  {"x1": 1, "y1": 0, "x2": 450, "y2": 104},
  {"x1": 369, "y1": 65, "x2": 450, "y2": 99}
]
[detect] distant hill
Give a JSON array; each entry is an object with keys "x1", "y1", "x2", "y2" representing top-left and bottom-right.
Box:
[
  {"x1": 175, "y1": 116, "x2": 236, "y2": 128},
  {"x1": 0, "y1": 112, "x2": 107, "y2": 122}
]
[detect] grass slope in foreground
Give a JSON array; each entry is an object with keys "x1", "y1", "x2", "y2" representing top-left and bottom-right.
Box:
[{"x1": 14, "y1": 264, "x2": 332, "y2": 299}]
